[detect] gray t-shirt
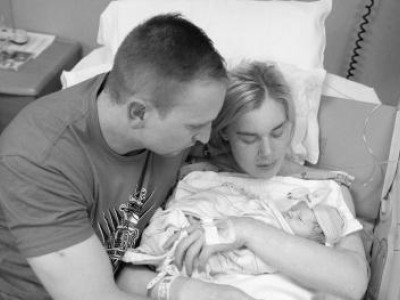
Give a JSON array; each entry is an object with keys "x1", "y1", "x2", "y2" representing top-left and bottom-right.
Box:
[{"x1": 0, "y1": 74, "x2": 185, "y2": 299}]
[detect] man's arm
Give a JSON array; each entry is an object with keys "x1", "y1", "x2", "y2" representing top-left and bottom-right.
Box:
[
  {"x1": 118, "y1": 264, "x2": 257, "y2": 300},
  {"x1": 27, "y1": 234, "x2": 147, "y2": 300}
]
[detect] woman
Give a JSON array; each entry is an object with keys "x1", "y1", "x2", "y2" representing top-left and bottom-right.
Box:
[
  {"x1": 175, "y1": 61, "x2": 369, "y2": 299},
  {"x1": 118, "y1": 61, "x2": 369, "y2": 300}
]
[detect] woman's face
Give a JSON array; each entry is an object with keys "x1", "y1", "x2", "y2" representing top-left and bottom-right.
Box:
[{"x1": 226, "y1": 96, "x2": 292, "y2": 179}]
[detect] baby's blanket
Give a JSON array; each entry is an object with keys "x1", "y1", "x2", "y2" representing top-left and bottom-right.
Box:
[
  {"x1": 172, "y1": 171, "x2": 362, "y2": 236},
  {"x1": 124, "y1": 171, "x2": 362, "y2": 279},
  {"x1": 124, "y1": 177, "x2": 292, "y2": 276}
]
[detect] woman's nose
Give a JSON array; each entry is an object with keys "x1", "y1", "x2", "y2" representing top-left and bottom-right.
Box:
[{"x1": 258, "y1": 138, "x2": 272, "y2": 157}]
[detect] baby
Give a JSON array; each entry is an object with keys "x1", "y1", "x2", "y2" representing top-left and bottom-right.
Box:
[{"x1": 282, "y1": 201, "x2": 344, "y2": 245}]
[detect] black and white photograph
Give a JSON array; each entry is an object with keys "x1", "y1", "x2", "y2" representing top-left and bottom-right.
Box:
[{"x1": 0, "y1": 1, "x2": 399, "y2": 300}]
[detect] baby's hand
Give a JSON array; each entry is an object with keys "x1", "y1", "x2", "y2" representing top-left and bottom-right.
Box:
[
  {"x1": 173, "y1": 217, "x2": 248, "y2": 276},
  {"x1": 162, "y1": 216, "x2": 200, "y2": 251}
]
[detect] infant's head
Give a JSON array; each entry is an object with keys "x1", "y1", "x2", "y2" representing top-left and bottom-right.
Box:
[{"x1": 283, "y1": 202, "x2": 344, "y2": 245}]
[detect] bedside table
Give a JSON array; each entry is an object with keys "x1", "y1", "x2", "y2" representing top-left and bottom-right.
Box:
[{"x1": 0, "y1": 38, "x2": 82, "y2": 133}]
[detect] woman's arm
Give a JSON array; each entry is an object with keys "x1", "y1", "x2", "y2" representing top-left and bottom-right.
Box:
[
  {"x1": 235, "y1": 216, "x2": 368, "y2": 299},
  {"x1": 234, "y1": 185, "x2": 368, "y2": 299},
  {"x1": 174, "y1": 186, "x2": 368, "y2": 300}
]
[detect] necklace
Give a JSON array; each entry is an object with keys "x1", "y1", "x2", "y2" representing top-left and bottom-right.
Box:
[{"x1": 98, "y1": 151, "x2": 152, "y2": 273}]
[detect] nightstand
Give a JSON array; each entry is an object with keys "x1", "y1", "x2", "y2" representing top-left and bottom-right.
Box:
[{"x1": 0, "y1": 38, "x2": 82, "y2": 133}]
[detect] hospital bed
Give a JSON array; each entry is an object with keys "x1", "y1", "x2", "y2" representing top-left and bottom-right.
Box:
[
  {"x1": 316, "y1": 95, "x2": 400, "y2": 300},
  {"x1": 61, "y1": 1, "x2": 400, "y2": 299}
]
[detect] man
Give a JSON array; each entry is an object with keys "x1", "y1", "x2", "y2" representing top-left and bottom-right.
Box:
[{"x1": 0, "y1": 14, "x2": 246, "y2": 300}]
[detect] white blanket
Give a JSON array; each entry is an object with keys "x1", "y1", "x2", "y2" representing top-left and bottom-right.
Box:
[
  {"x1": 171, "y1": 171, "x2": 362, "y2": 236},
  {"x1": 124, "y1": 171, "x2": 362, "y2": 299}
]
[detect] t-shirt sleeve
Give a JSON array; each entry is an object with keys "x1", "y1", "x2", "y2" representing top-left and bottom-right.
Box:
[{"x1": 0, "y1": 155, "x2": 93, "y2": 258}]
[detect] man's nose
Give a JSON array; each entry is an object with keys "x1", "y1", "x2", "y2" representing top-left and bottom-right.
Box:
[{"x1": 194, "y1": 125, "x2": 211, "y2": 144}]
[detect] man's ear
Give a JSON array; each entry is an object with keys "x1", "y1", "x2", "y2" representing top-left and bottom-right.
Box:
[{"x1": 128, "y1": 101, "x2": 147, "y2": 122}]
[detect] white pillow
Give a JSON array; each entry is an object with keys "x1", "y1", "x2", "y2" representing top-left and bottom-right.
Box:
[
  {"x1": 229, "y1": 60, "x2": 326, "y2": 164},
  {"x1": 63, "y1": 0, "x2": 331, "y2": 164},
  {"x1": 97, "y1": 0, "x2": 332, "y2": 70},
  {"x1": 60, "y1": 47, "x2": 113, "y2": 88},
  {"x1": 273, "y1": 62, "x2": 326, "y2": 164},
  {"x1": 62, "y1": 56, "x2": 325, "y2": 164}
]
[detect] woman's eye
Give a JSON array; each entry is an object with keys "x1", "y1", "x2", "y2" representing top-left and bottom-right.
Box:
[
  {"x1": 271, "y1": 126, "x2": 285, "y2": 138},
  {"x1": 240, "y1": 136, "x2": 258, "y2": 144}
]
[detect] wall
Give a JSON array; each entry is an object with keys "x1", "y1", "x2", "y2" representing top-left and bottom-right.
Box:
[
  {"x1": 10, "y1": 0, "x2": 110, "y2": 55},
  {"x1": 324, "y1": 0, "x2": 400, "y2": 106},
  {"x1": 324, "y1": 0, "x2": 363, "y2": 76},
  {"x1": 6, "y1": 0, "x2": 400, "y2": 106},
  {"x1": 7, "y1": 0, "x2": 363, "y2": 67},
  {"x1": 0, "y1": 0, "x2": 13, "y2": 27},
  {"x1": 353, "y1": 0, "x2": 400, "y2": 106}
]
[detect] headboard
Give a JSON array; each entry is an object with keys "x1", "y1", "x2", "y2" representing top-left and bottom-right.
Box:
[{"x1": 316, "y1": 96, "x2": 400, "y2": 222}]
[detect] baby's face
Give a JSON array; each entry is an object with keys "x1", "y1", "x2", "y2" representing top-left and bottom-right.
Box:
[{"x1": 283, "y1": 202, "x2": 321, "y2": 237}]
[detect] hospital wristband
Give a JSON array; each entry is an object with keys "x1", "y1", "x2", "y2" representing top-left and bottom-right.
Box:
[
  {"x1": 147, "y1": 263, "x2": 179, "y2": 298},
  {"x1": 146, "y1": 271, "x2": 166, "y2": 298},
  {"x1": 157, "y1": 275, "x2": 178, "y2": 300}
]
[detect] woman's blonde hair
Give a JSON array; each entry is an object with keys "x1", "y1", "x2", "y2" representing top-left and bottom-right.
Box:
[{"x1": 209, "y1": 61, "x2": 295, "y2": 155}]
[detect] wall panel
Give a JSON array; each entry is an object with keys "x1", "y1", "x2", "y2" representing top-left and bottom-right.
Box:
[{"x1": 8, "y1": 0, "x2": 400, "y2": 105}]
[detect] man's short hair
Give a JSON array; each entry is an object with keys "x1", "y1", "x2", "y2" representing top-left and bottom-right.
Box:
[{"x1": 106, "y1": 13, "x2": 227, "y2": 112}]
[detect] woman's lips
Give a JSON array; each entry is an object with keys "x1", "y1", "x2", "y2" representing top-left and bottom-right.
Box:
[{"x1": 256, "y1": 161, "x2": 276, "y2": 170}]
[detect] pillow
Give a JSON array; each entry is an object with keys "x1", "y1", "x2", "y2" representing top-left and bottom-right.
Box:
[
  {"x1": 97, "y1": 0, "x2": 332, "y2": 70},
  {"x1": 273, "y1": 61, "x2": 326, "y2": 164},
  {"x1": 61, "y1": 47, "x2": 113, "y2": 88},
  {"x1": 63, "y1": 0, "x2": 331, "y2": 164},
  {"x1": 62, "y1": 56, "x2": 325, "y2": 164},
  {"x1": 95, "y1": 0, "x2": 331, "y2": 163},
  {"x1": 226, "y1": 59, "x2": 325, "y2": 164}
]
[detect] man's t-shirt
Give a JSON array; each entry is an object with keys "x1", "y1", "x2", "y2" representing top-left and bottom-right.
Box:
[{"x1": 0, "y1": 74, "x2": 186, "y2": 299}]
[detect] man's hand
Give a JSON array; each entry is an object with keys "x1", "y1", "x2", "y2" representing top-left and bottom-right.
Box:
[{"x1": 118, "y1": 261, "x2": 258, "y2": 300}]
